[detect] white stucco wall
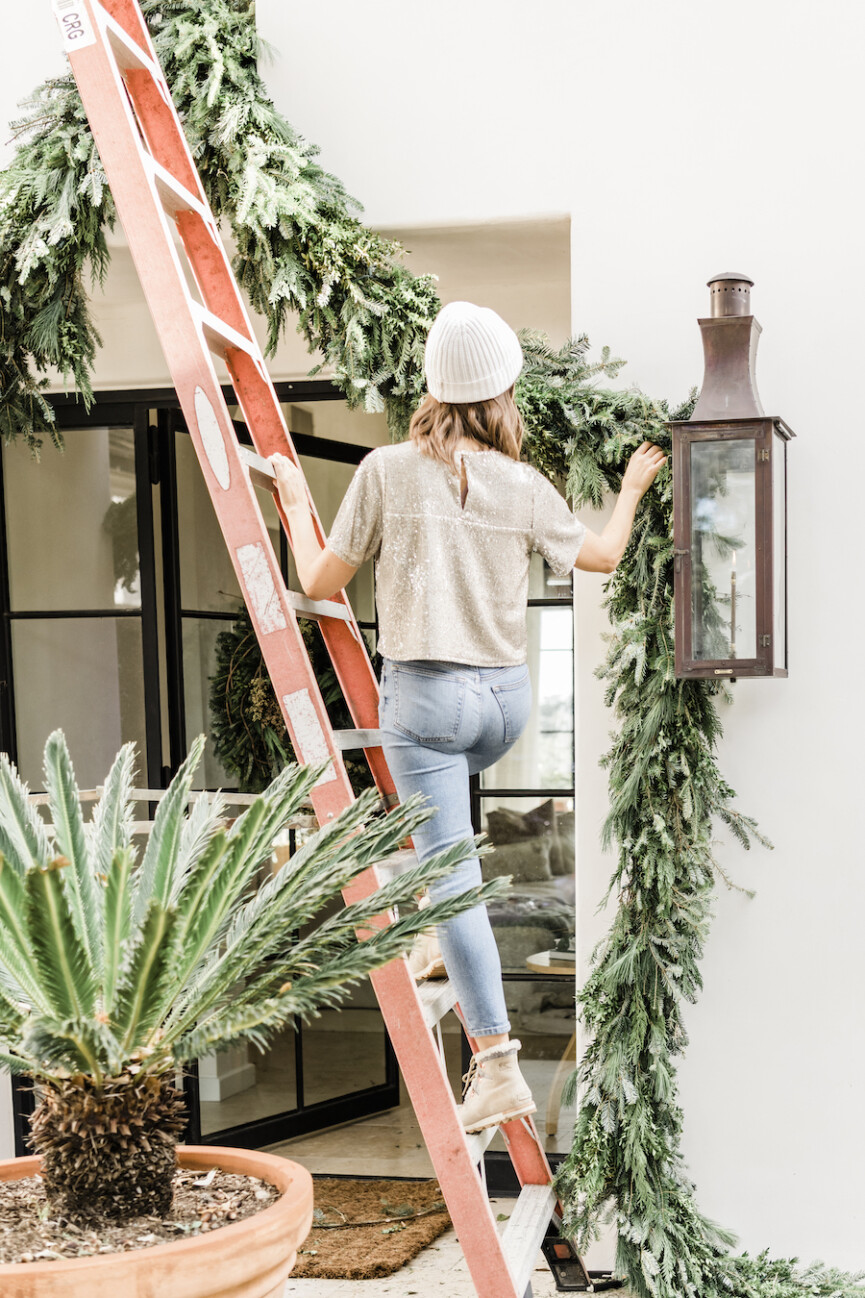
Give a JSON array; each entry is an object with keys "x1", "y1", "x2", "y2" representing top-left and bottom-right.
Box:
[{"x1": 2, "y1": 0, "x2": 864, "y2": 1267}]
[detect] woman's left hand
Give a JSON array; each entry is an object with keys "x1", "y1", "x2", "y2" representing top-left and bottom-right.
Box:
[{"x1": 269, "y1": 453, "x2": 307, "y2": 511}]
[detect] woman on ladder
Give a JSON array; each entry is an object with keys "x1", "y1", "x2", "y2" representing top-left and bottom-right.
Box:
[{"x1": 271, "y1": 301, "x2": 665, "y2": 1133}]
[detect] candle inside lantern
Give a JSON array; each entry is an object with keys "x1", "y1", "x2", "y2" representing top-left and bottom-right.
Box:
[{"x1": 730, "y1": 550, "x2": 737, "y2": 658}]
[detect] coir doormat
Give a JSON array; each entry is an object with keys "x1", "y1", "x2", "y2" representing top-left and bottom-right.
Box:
[{"x1": 292, "y1": 1177, "x2": 452, "y2": 1279}]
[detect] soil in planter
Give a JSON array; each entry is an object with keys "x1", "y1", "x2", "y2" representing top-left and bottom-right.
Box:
[
  {"x1": 292, "y1": 1177, "x2": 451, "y2": 1279},
  {"x1": 0, "y1": 1166, "x2": 279, "y2": 1264}
]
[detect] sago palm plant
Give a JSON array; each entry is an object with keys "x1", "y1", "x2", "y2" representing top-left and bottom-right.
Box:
[{"x1": 0, "y1": 730, "x2": 502, "y2": 1220}]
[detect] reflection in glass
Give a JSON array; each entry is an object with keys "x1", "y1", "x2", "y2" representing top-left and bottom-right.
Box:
[
  {"x1": 12, "y1": 617, "x2": 146, "y2": 789},
  {"x1": 182, "y1": 617, "x2": 237, "y2": 788},
  {"x1": 297, "y1": 456, "x2": 375, "y2": 625},
  {"x1": 176, "y1": 433, "x2": 242, "y2": 613},
  {"x1": 479, "y1": 796, "x2": 575, "y2": 974},
  {"x1": 690, "y1": 440, "x2": 757, "y2": 660},
  {"x1": 528, "y1": 552, "x2": 573, "y2": 600},
  {"x1": 480, "y1": 607, "x2": 573, "y2": 791},
  {"x1": 199, "y1": 1031, "x2": 298, "y2": 1137},
  {"x1": 4, "y1": 428, "x2": 140, "y2": 611},
  {"x1": 479, "y1": 792, "x2": 576, "y2": 1157},
  {"x1": 301, "y1": 993, "x2": 388, "y2": 1107}
]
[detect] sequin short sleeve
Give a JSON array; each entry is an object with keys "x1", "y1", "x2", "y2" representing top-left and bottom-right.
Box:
[
  {"x1": 530, "y1": 469, "x2": 587, "y2": 576},
  {"x1": 326, "y1": 450, "x2": 385, "y2": 566}
]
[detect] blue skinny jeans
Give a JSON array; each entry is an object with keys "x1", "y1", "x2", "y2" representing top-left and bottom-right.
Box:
[{"x1": 379, "y1": 658, "x2": 533, "y2": 1037}]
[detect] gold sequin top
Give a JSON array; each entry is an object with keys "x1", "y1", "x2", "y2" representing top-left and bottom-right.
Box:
[{"x1": 327, "y1": 441, "x2": 586, "y2": 666}]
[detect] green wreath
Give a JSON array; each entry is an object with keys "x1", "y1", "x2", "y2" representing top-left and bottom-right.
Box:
[{"x1": 209, "y1": 607, "x2": 377, "y2": 796}]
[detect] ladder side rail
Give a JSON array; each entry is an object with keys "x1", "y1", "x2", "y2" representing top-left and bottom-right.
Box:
[
  {"x1": 225, "y1": 351, "x2": 399, "y2": 801},
  {"x1": 93, "y1": 0, "x2": 397, "y2": 804},
  {"x1": 67, "y1": 0, "x2": 354, "y2": 826},
  {"x1": 343, "y1": 868, "x2": 521, "y2": 1298}
]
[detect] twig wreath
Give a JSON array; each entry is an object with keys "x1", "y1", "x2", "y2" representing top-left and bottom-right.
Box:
[{"x1": 1, "y1": 4, "x2": 862, "y2": 1295}]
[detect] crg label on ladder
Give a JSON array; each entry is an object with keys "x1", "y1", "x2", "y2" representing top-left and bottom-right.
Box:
[
  {"x1": 283, "y1": 690, "x2": 337, "y2": 785},
  {"x1": 52, "y1": 0, "x2": 97, "y2": 52},
  {"x1": 236, "y1": 543, "x2": 287, "y2": 634}
]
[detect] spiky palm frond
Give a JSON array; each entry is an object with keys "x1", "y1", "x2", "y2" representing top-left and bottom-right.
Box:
[
  {"x1": 25, "y1": 858, "x2": 97, "y2": 1022},
  {"x1": 0, "y1": 857, "x2": 54, "y2": 1012},
  {"x1": 87, "y1": 741, "x2": 136, "y2": 886},
  {"x1": 102, "y1": 848, "x2": 133, "y2": 1012},
  {"x1": 168, "y1": 788, "x2": 226, "y2": 902},
  {"x1": 42, "y1": 730, "x2": 103, "y2": 968},
  {"x1": 0, "y1": 730, "x2": 504, "y2": 1219},
  {"x1": 0, "y1": 731, "x2": 492, "y2": 1081},
  {"x1": 132, "y1": 735, "x2": 205, "y2": 926},
  {"x1": 0, "y1": 753, "x2": 51, "y2": 875}
]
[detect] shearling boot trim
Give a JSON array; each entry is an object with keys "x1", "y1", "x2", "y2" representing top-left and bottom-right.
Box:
[{"x1": 472, "y1": 1038, "x2": 522, "y2": 1063}]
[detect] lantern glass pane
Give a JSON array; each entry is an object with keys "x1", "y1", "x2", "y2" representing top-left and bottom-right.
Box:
[
  {"x1": 772, "y1": 433, "x2": 787, "y2": 667},
  {"x1": 689, "y1": 439, "x2": 757, "y2": 661}
]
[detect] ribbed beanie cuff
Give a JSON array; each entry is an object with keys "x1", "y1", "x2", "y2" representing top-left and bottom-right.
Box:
[{"x1": 424, "y1": 301, "x2": 524, "y2": 404}]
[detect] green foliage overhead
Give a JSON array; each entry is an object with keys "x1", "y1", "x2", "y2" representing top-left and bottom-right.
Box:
[
  {"x1": 0, "y1": 0, "x2": 437, "y2": 451},
  {"x1": 0, "y1": 3, "x2": 858, "y2": 1293}
]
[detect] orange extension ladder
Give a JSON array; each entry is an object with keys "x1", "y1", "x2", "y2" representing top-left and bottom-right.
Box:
[{"x1": 51, "y1": 2, "x2": 597, "y2": 1292}]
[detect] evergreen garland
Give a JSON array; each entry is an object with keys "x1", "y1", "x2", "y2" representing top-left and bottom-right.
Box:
[{"x1": 1, "y1": 6, "x2": 860, "y2": 1296}]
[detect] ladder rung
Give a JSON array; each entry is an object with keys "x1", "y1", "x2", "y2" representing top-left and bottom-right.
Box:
[
  {"x1": 502, "y1": 1184, "x2": 558, "y2": 1298},
  {"x1": 331, "y1": 727, "x2": 385, "y2": 750},
  {"x1": 103, "y1": 12, "x2": 164, "y2": 81},
  {"x1": 192, "y1": 302, "x2": 257, "y2": 359},
  {"x1": 286, "y1": 591, "x2": 354, "y2": 625},
  {"x1": 145, "y1": 154, "x2": 213, "y2": 225},
  {"x1": 417, "y1": 978, "x2": 458, "y2": 1030},
  {"x1": 371, "y1": 847, "x2": 416, "y2": 881},
  {"x1": 465, "y1": 1124, "x2": 499, "y2": 1165},
  {"x1": 237, "y1": 445, "x2": 278, "y2": 492}
]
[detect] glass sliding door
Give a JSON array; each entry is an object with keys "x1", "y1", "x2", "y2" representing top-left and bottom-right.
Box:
[
  {"x1": 0, "y1": 425, "x2": 153, "y2": 788},
  {"x1": 0, "y1": 387, "x2": 401, "y2": 1156},
  {"x1": 159, "y1": 407, "x2": 398, "y2": 1149}
]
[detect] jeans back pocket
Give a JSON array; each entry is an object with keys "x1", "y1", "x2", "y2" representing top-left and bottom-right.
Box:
[
  {"x1": 491, "y1": 670, "x2": 532, "y2": 744},
  {"x1": 392, "y1": 664, "x2": 466, "y2": 744}
]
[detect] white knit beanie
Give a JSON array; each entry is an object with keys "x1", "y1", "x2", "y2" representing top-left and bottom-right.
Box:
[{"x1": 424, "y1": 301, "x2": 524, "y2": 404}]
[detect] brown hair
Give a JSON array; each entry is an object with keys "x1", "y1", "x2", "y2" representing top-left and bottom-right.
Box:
[{"x1": 409, "y1": 386, "x2": 524, "y2": 469}]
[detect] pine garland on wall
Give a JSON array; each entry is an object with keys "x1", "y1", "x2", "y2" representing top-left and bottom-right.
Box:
[{"x1": 1, "y1": 5, "x2": 862, "y2": 1296}]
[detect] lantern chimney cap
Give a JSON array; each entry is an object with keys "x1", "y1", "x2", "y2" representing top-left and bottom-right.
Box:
[
  {"x1": 707, "y1": 272, "x2": 754, "y2": 287},
  {"x1": 706, "y1": 272, "x2": 754, "y2": 318}
]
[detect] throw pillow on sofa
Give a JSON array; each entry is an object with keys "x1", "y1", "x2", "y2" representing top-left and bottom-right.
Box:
[{"x1": 481, "y1": 836, "x2": 554, "y2": 883}]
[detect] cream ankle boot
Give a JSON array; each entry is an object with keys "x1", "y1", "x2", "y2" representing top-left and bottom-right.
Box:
[
  {"x1": 407, "y1": 929, "x2": 447, "y2": 980},
  {"x1": 407, "y1": 893, "x2": 446, "y2": 981},
  {"x1": 456, "y1": 1040, "x2": 536, "y2": 1132}
]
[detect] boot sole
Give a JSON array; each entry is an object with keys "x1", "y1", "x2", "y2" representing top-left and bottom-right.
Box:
[
  {"x1": 413, "y1": 958, "x2": 447, "y2": 981},
  {"x1": 461, "y1": 1100, "x2": 537, "y2": 1134}
]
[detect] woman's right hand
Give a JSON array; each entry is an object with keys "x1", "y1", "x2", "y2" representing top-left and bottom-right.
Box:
[
  {"x1": 269, "y1": 453, "x2": 308, "y2": 511},
  {"x1": 621, "y1": 442, "x2": 667, "y2": 498}
]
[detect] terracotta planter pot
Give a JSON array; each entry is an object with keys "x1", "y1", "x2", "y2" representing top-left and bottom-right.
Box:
[{"x1": 0, "y1": 1145, "x2": 313, "y2": 1298}]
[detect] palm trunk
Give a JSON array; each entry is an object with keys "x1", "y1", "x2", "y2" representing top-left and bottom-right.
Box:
[{"x1": 29, "y1": 1070, "x2": 187, "y2": 1219}]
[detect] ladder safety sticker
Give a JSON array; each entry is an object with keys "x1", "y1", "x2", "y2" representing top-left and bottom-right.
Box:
[
  {"x1": 52, "y1": 0, "x2": 97, "y2": 51},
  {"x1": 283, "y1": 690, "x2": 337, "y2": 785},
  {"x1": 236, "y1": 543, "x2": 287, "y2": 634},
  {"x1": 193, "y1": 386, "x2": 231, "y2": 490}
]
